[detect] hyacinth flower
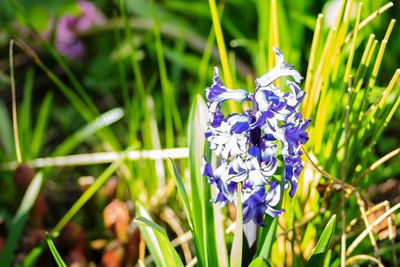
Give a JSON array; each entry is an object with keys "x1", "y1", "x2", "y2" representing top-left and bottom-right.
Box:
[{"x1": 202, "y1": 47, "x2": 310, "y2": 226}]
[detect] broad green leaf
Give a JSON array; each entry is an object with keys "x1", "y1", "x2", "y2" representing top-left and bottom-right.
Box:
[
  {"x1": 249, "y1": 257, "x2": 273, "y2": 267},
  {"x1": 0, "y1": 172, "x2": 43, "y2": 267},
  {"x1": 305, "y1": 215, "x2": 337, "y2": 267},
  {"x1": 168, "y1": 159, "x2": 193, "y2": 229},
  {"x1": 46, "y1": 234, "x2": 67, "y2": 267},
  {"x1": 135, "y1": 204, "x2": 184, "y2": 267}
]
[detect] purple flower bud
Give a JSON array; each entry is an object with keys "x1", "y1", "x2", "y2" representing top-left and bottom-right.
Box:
[{"x1": 55, "y1": 0, "x2": 105, "y2": 59}]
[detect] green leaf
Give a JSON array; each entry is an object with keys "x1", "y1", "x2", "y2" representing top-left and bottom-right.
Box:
[
  {"x1": 135, "y1": 204, "x2": 184, "y2": 267},
  {"x1": 0, "y1": 172, "x2": 44, "y2": 267},
  {"x1": 135, "y1": 204, "x2": 164, "y2": 267},
  {"x1": 31, "y1": 92, "x2": 53, "y2": 158},
  {"x1": 168, "y1": 159, "x2": 193, "y2": 229},
  {"x1": 255, "y1": 216, "x2": 278, "y2": 260},
  {"x1": 187, "y1": 95, "x2": 223, "y2": 267},
  {"x1": 22, "y1": 245, "x2": 45, "y2": 267},
  {"x1": 19, "y1": 68, "x2": 34, "y2": 158},
  {"x1": 249, "y1": 257, "x2": 273, "y2": 267},
  {"x1": 305, "y1": 215, "x2": 337, "y2": 267},
  {"x1": 230, "y1": 185, "x2": 243, "y2": 267},
  {"x1": 46, "y1": 234, "x2": 67, "y2": 267}
]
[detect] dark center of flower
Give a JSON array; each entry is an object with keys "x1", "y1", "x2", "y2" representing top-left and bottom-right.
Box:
[{"x1": 250, "y1": 119, "x2": 261, "y2": 147}]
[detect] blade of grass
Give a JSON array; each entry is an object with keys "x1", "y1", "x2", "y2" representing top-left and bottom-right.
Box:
[
  {"x1": 1, "y1": 148, "x2": 189, "y2": 170},
  {"x1": 345, "y1": 255, "x2": 384, "y2": 267},
  {"x1": 249, "y1": 257, "x2": 272, "y2": 267},
  {"x1": 196, "y1": 26, "x2": 215, "y2": 96},
  {"x1": 268, "y1": 0, "x2": 279, "y2": 70},
  {"x1": 305, "y1": 215, "x2": 336, "y2": 267},
  {"x1": 53, "y1": 108, "x2": 124, "y2": 157},
  {"x1": 13, "y1": 39, "x2": 121, "y2": 151},
  {"x1": 117, "y1": 0, "x2": 145, "y2": 146},
  {"x1": 353, "y1": 147, "x2": 400, "y2": 186},
  {"x1": 255, "y1": 216, "x2": 278, "y2": 260},
  {"x1": 9, "y1": 40, "x2": 22, "y2": 163},
  {"x1": 208, "y1": 0, "x2": 232, "y2": 88},
  {"x1": 135, "y1": 216, "x2": 184, "y2": 267},
  {"x1": 30, "y1": 92, "x2": 53, "y2": 158},
  {"x1": 135, "y1": 204, "x2": 165, "y2": 267},
  {"x1": 343, "y1": 3, "x2": 363, "y2": 85},
  {"x1": 0, "y1": 172, "x2": 43, "y2": 267},
  {"x1": 304, "y1": 13, "x2": 323, "y2": 113},
  {"x1": 51, "y1": 160, "x2": 123, "y2": 234},
  {"x1": 256, "y1": 0, "x2": 269, "y2": 75},
  {"x1": 149, "y1": 0, "x2": 181, "y2": 147},
  {"x1": 347, "y1": 202, "x2": 400, "y2": 256},
  {"x1": 168, "y1": 159, "x2": 193, "y2": 229},
  {"x1": 46, "y1": 234, "x2": 67, "y2": 267},
  {"x1": 22, "y1": 245, "x2": 45, "y2": 267},
  {"x1": 19, "y1": 68, "x2": 34, "y2": 158},
  {"x1": 344, "y1": 2, "x2": 394, "y2": 44}
]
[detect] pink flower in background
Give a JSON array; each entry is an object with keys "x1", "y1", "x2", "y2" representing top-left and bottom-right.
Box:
[{"x1": 56, "y1": 0, "x2": 105, "y2": 59}]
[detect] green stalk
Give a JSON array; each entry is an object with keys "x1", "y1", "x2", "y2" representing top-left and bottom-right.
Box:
[
  {"x1": 52, "y1": 160, "x2": 122, "y2": 234},
  {"x1": 208, "y1": 0, "x2": 233, "y2": 88}
]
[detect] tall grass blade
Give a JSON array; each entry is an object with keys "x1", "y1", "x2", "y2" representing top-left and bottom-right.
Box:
[
  {"x1": 0, "y1": 172, "x2": 43, "y2": 267},
  {"x1": 52, "y1": 160, "x2": 122, "y2": 234},
  {"x1": 168, "y1": 159, "x2": 193, "y2": 229},
  {"x1": 249, "y1": 257, "x2": 272, "y2": 267},
  {"x1": 53, "y1": 108, "x2": 124, "y2": 157},
  {"x1": 31, "y1": 92, "x2": 53, "y2": 158},
  {"x1": 9, "y1": 40, "x2": 22, "y2": 163},
  {"x1": 134, "y1": 203, "x2": 167, "y2": 267},
  {"x1": 46, "y1": 234, "x2": 67, "y2": 267},
  {"x1": 208, "y1": 0, "x2": 233, "y2": 88},
  {"x1": 19, "y1": 68, "x2": 34, "y2": 158},
  {"x1": 135, "y1": 216, "x2": 184, "y2": 267},
  {"x1": 149, "y1": 0, "x2": 180, "y2": 147},
  {"x1": 305, "y1": 215, "x2": 336, "y2": 267},
  {"x1": 255, "y1": 217, "x2": 278, "y2": 260}
]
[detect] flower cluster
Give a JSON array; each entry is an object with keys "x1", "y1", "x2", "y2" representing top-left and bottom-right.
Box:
[{"x1": 202, "y1": 47, "x2": 310, "y2": 226}]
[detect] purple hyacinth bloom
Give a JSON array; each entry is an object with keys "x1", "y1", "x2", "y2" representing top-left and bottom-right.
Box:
[
  {"x1": 56, "y1": 0, "x2": 105, "y2": 59},
  {"x1": 202, "y1": 47, "x2": 310, "y2": 226}
]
